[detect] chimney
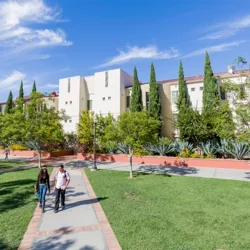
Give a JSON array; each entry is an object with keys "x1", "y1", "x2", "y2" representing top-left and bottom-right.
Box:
[{"x1": 228, "y1": 65, "x2": 235, "y2": 74}]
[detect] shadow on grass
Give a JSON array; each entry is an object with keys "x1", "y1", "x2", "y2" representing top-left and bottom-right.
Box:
[
  {"x1": 32, "y1": 232, "x2": 98, "y2": 250},
  {"x1": 0, "y1": 179, "x2": 35, "y2": 213}
]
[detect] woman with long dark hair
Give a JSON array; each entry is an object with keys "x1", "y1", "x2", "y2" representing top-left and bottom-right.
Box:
[{"x1": 36, "y1": 166, "x2": 50, "y2": 212}]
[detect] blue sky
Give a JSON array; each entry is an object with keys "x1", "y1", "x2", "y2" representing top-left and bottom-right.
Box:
[{"x1": 0, "y1": 0, "x2": 250, "y2": 102}]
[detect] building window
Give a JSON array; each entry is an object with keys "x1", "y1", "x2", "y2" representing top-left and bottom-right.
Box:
[
  {"x1": 108, "y1": 97, "x2": 111, "y2": 100},
  {"x1": 145, "y1": 92, "x2": 149, "y2": 109},
  {"x1": 126, "y1": 96, "x2": 130, "y2": 108},
  {"x1": 191, "y1": 88, "x2": 195, "y2": 92},
  {"x1": 69, "y1": 120, "x2": 72, "y2": 123},
  {"x1": 70, "y1": 101, "x2": 72, "y2": 104},
  {"x1": 102, "y1": 97, "x2": 105, "y2": 101},
  {"x1": 105, "y1": 71, "x2": 108, "y2": 87},
  {"x1": 171, "y1": 90, "x2": 178, "y2": 103},
  {"x1": 68, "y1": 78, "x2": 70, "y2": 93},
  {"x1": 220, "y1": 87, "x2": 226, "y2": 100},
  {"x1": 65, "y1": 101, "x2": 68, "y2": 104},
  {"x1": 200, "y1": 87, "x2": 203, "y2": 91},
  {"x1": 87, "y1": 100, "x2": 92, "y2": 110},
  {"x1": 65, "y1": 120, "x2": 67, "y2": 123},
  {"x1": 0, "y1": 105, "x2": 2, "y2": 113}
]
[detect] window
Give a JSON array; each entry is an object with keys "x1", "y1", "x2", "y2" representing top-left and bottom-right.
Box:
[
  {"x1": 65, "y1": 120, "x2": 67, "y2": 123},
  {"x1": 87, "y1": 100, "x2": 92, "y2": 110},
  {"x1": 126, "y1": 96, "x2": 130, "y2": 108},
  {"x1": 0, "y1": 105, "x2": 2, "y2": 113},
  {"x1": 102, "y1": 97, "x2": 105, "y2": 101},
  {"x1": 65, "y1": 101, "x2": 68, "y2": 104},
  {"x1": 70, "y1": 101, "x2": 72, "y2": 104},
  {"x1": 69, "y1": 120, "x2": 72, "y2": 123},
  {"x1": 108, "y1": 97, "x2": 111, "y2": 100},
  {"x1": 191, "y1": 87, "x2": 195, "y2": 92},
  {"x1": 220, "y1": 86, "x2": 226, "y2": 100},
  {"x1": 200, "y1": 87, "x2": 203, "y2": 91},
  {"x1": 68, "y1": 78, "x2": 70, "y2": 93},
  {"x1": 105, "y1": 71, "x2": 108, "y2": 87},
  {"x1": 171, "y1": 90, "x2": 178, "y2": 103},
  {"x1": 145, "y1": 92, "x2": 149, "y2": 109}
]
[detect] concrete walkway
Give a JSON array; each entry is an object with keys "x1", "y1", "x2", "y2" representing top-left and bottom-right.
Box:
[
  {"x1": 65, "y1": 160, "x2": 250, "y2": 182},
  {"x1": 19, "y1": 167, "x2": 121, "y2": 250}
]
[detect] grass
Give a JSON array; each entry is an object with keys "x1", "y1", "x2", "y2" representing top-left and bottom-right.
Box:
[
  {"x1": 0, "y1": 167, "x2": 52, "y2": 250},
  {"x1": 86, "y1": 169, "x2": 250, "y2": 250},
  {"x1": 0, "y1": 160, "x2": 26, "y2": 170}
]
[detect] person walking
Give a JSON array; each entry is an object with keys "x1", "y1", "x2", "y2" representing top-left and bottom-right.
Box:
[
  {"x1": 36, "y1": 166, "x2": 50, "y2": 213},
  {"x1": 4, "y1": 146, "x2": 10, "y2": 160},
  {"x1": 54, "y1": 164, "x2": 70, "y2": 213}
]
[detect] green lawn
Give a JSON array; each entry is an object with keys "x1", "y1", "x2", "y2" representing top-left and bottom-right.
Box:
[
  {"x1": 0, "y1": 167, "x2": 52, "y2": 250},
  {"x1": 86, "y1": 169, "x2": 250, "y2": 250},
  {"x1": 0, "y1": 160, "x2": 26, "y2": 170}
]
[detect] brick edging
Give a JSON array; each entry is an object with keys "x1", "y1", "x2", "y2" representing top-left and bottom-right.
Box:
[
  {"x1": 18, "y1": 167, "x2": 57, "y2": 250},
  {"x1": 81, "y1": 169, "x2": 122, "y2": 250}
]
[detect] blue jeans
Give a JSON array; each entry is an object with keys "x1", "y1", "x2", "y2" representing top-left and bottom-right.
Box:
[{"x1": 39, "y1": 184, "x2": 47, "y2": 207}]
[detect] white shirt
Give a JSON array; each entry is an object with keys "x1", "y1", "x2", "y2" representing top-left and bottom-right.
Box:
[{"x1": 55, "y1": 170, "x2": 70, "y2": 189}]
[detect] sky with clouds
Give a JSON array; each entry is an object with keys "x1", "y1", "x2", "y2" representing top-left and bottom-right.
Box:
[{"x1": 0, "y1": 0, "x2": 250, "y2": 102}]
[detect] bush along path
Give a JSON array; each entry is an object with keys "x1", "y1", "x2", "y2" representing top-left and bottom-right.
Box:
[{"x1": 18, "y1": 167, "x2": 121, "y2": 250}]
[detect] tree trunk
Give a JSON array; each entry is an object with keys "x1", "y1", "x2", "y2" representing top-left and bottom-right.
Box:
[
  {"x1": 38, "y1": 149, "x2": 42, "y2": 168},
  {"x1": 129, "y1": 148, "x2": 133, "y2": 178}
]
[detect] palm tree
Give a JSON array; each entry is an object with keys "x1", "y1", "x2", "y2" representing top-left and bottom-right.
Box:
[{"x1": 234, "y1": 56, "x2": 248, "y2": 69}]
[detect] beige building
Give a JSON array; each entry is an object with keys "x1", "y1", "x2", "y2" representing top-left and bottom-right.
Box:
[{"x1": 1, "y1": 67, "x2": 248, "y2": 137}]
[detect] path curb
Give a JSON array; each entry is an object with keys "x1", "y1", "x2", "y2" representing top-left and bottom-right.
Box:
[{"x1": 81, "y1": 168, "x2": 122, "y2": 250}]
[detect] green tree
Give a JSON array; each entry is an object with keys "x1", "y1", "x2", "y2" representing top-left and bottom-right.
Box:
[
  {"x1": 130, "y1": 67, "x2": 142, "y2": 112},
  {"x1": 117, "y1": 111, "x2": 160, "y2": 178},
  {"x1": 78, "y1": 110, "x2": 94, "y2": 153},
  {"x1": 24, "y1": 92, "x2": 64, "y2": 167},
  {"x1": 17, "y1": 81, "x2": 24, "y2": 112},
  {"x1": 148, "y1": 63, "x2": 161, "y2": 121},
  {"x1": 32, "y1": 81, "x2": 37, "y2": 93},
  {"x1": 203, "y1": 52, "x2": 219, "y2": 115},
  {"x1": 234, "y1": 56, "x2": 247, "y2": 69},
  {"x1": 5, "y1": 91, "x2": 13, "y2": 114}
]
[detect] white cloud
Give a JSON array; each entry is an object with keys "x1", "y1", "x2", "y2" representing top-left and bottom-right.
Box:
[
  {"x1": 200, "y1": 14, "x2": 250, "y2": 40},
  {"x1": 96, "y1": 45, "x2": 179, "y2": 68},
  {"x1": 183, "y1": 41, "x2": 244, "y2": 58},
  {"x1": 46, "y1": 84, "x2": 58, "y2": 89},
  {"x1": 40, "y1": 54, "x2": 50, "y2": 60},
  {"x1": 0, "y1": 70, "x2": 26, "y2": 89},
  {"x1": 0, "y1": 0, "x2": 72, "y2": 58},
  {"x1": 60, "y1": 68, "x2": 70, "y2": 72}
]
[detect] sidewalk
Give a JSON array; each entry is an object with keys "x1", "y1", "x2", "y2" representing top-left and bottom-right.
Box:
[
  {"x1": 19, "y1": 167, "x2": 121, "y2": 250},
  {"x1": 65, "y1": 160, "x2": 250, "y2": 182}
]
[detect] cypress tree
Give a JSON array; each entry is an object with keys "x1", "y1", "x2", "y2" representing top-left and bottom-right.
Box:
[
  {"x1": 176, "y1": 61, "x2": 191, "y2": 140},
  {"x1": 5, "y1": 91, "x2": 13, "y2": 114},
  {"x1": 202, "y1": 52, "x2": 219, "y2": 115},
  {"x1": 32, "y1": 81, "x2": 37, "y2": 93},
  {"x1": 19, "y1": 81, "x2": 24, "y2": 99},
  {"x1": 148, "y1": 63, "x2": 161, "y2": 120},
  {"x1": 130, "y1": 67, "x2": 142, "y2": 112}
]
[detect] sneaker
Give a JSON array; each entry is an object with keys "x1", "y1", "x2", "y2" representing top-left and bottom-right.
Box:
[
  {"x1": 39, "y1": 202, "x2": 42, "y2": 208},
  {"x1": 61, "y1": 205, "x2": 65, "y2": 210},
  {"x1": 54, "y1": 209, "x2": 58, "y2": 213}
]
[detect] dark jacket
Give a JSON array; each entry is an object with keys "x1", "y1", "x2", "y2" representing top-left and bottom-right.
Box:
[{"x1": 36, "y1": 173, "x2": 50, "y2": 192}]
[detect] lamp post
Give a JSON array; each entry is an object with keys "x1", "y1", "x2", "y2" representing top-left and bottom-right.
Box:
[{"x1": 91, "y1": 116, "x2": 97, "y2": 171}]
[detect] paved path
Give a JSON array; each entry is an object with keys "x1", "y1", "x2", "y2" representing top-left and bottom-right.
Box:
[
  {"x1": 19, "y1": 167, "x2": 121, "y2": 250},
  {"x1": 65, "y1": 160, "x2": 250, "y2": 182}
]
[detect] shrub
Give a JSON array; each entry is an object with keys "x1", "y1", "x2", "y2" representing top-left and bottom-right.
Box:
[
  {"x1": 9, "y1": 144, "x2": 28, "y2": 151},
  {"x1": 174, "y1": 141, "x2": 194, "y2": 157},
  {"x1": 227, "y1": 142, "x2": 250, "y2": 160},
  {"x1": 197, "y1": 141, "x2": 218, "y2": 158},
  {"x1": 218, "y1": 139, "x2": 233, "y2": 159}
]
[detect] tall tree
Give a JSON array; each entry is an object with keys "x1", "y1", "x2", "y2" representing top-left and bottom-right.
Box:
[
  {"x1": 176, "y1": 61, "x2": 191, "y2": 140},
  {"x1": 32, "y1": 81, "x2": 37, "y2": 93},
  {"x1": 202, "y1": 51, "x2": 219, "y2": 115},
  {"x1": 5, "y1": 91, "x2": 13, "y2": 114},
  {"x1": 130, "y1": 67, "x2": 142, "y2": 112},
  {"x1": 148, "y1": 63, "x2": 161, "y2": 121},
  {"x1": 17, "y1": 81, "x2": 24, "y2": 112}
]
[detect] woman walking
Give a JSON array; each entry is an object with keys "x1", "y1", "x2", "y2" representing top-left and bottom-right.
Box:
[{"x1": 36, "y1": 166, "x2": 50, "y2": 213}]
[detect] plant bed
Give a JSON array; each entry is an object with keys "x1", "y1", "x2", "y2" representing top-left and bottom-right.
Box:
[{"x1": 78, "y1": 153, "x2": 250, "y2": 170}]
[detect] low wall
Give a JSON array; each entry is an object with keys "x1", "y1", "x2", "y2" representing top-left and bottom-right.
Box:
[
  {"x1": 77, "y1": 153, "x2": 250, "y2": 170},
  {"x1": 0, "y1": 150, "x2": 73, "y2": 158}
]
